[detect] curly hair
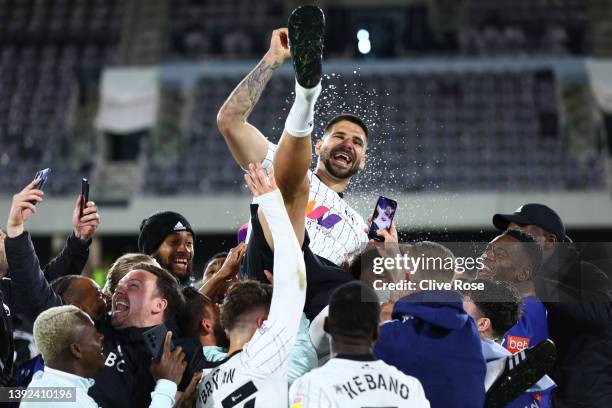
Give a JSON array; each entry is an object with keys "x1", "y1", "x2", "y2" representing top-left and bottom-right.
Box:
[
  {"x1": 33, "y1": 305, "x2": 86, "y2": 364},
  {"x1": 220, "y1": 280, "x2": 272, "y2": 332},
  {"x1": 464, "y1": 279, "x2": 522, "y2": 338}
]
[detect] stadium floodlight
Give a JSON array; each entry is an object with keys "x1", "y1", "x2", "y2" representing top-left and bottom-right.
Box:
[{"x1": 357, "y1": 29, "x2": 371, "y2": 55}]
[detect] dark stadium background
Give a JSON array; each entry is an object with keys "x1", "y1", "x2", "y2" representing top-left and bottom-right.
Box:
[{"x1": 1, "y1": 0, "x2": 612, "y2": 283}]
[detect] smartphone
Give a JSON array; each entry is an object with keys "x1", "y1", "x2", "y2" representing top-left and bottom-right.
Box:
[
  {"x1": 34, "y1": 168, "x2": 51, "y2": 191},
  {"x1": 143, "y1": 323, "x2": 173, "y2": 361},
  {"x1": 367, "y1": 196, "x2": 398, "y2": 241},
  {"x1": 31, "y1": 168, "x2": 51, "y2": 205},
  {"x1": 80, "y1": 178, "x2": 89, "y2": 219}
]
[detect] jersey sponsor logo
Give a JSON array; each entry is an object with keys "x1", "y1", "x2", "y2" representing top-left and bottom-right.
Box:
[
  {"x1": 506, "y1": 335, "x2": 530, "y2": 354},
  {"x1": 290, "y1": 396, "x2": 303, "y2": 408},
  {"x1": 220, "y1": 380, "x2": 257, "y2": 407},
  {"x1": 306, "y1": 200, "x2": 342, "y2": 229}
]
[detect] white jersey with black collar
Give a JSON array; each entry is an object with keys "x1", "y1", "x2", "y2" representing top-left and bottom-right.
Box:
[{"x1": 289, "y1": 355, "x2": 430, "y2": 408}]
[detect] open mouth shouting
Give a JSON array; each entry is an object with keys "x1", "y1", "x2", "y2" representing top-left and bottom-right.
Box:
[
  {"x1": 330, "y1": 148, "x2": 355, "y2": 169},
  {"x1": 112, "y1": 295, "x2": 130, "y2": 323}
]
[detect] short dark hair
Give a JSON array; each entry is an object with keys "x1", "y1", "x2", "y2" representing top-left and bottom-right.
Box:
[
  {"x1": 323, "y1": 113, "x2": 369, "y2": 139},
  {"x1": 178, "y1": 287, "x2": 214, "y2": 337},
  {"x1": 50, "y1": 275, "x2": 81, "y2": 301},
  {"x1": 328, "y1": 281, "x2": 380, "y2": 339},
  {"x1": 501, "y1": 230, "x2": 543, "y2": 273},
  {"x1": 207, "y1": 252, "x2": 228, "y2": 262},
  {"x1": 464, "y1": 279, "x2": 521, "y2": 338},
  {"x1": 220, "y1": 280, "x2": 272, "y2": 332},
  {"x1": 130, "y1": 262, "x2": 185, "y2": 320}
]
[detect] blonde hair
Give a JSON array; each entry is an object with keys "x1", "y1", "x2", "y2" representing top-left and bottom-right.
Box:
[
  {"x1": 103, "y1": 253, "x2": 156, "y2": 295},
  {"x1": 33, "y1": 305, "x2": 84, "y2": 363}
]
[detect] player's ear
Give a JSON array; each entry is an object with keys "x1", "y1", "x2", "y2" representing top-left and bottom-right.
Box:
[
  {"x1": 315, "y1": 138, "x2": 323, "y2": 155},
  {"x1": 477, "y1": 317, "x2": 491, "y2": 333},
  {"x1": 201, "y1": 318, "x2": 212, "y2": 335},
  {"x1": 323, "y1": 317, "x2": 331, "y2": 334},
  {"x1": 358, "y1": 154, "x2": 367, "y2": 171}
]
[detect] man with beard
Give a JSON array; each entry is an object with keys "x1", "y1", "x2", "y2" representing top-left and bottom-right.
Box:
[
  {"x1": 138, "y1": 211, "x2": 195, "y2": 287},
  {"x1": 492, "y1": 204, "x2": 612, "y2": 407},
  {"x1": 216, "y1": 25, "x2": 369, "y2": 269},
  {"x1": 478, "y1": 229, "x2": 549, "y2": 355},
  {"x1": 3, "y1": 182, "x2": 205, "y2": 407},
  {"x1": 178, "y1": 287, "x2": 229, "y2": 356},
  {"x1": 217, "y1": 14, "x2": 369, "y2": 319}
]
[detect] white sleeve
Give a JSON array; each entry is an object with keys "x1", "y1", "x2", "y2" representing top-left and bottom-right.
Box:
[
  {"x1": 239, "y1": 140, "x2": 277, "y2": 171},
  {"x1": 148, "y1": 379, "x2": 177, "y2": 408},
  {"x1": 308, "y1": 306, "x2": 330, "y2": 359},
  {"x1": 243, "y1": 189, "x2": 307, "y2": 373},
  {"x1": 261, "y1": 141, "x2": 277, "y2": 170},
  {"x1": 290, "y1": 375, "x2": 334, "y2": 408}
]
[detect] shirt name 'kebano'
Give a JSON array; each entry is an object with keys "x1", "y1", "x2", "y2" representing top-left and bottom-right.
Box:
[{"x1": 336, "y1": 373, "x2": 411, "y2": 400}]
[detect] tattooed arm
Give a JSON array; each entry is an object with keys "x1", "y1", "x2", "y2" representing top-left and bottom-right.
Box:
[{"x1": 217, "y1": 28, "x2": 291, "y2": 169}]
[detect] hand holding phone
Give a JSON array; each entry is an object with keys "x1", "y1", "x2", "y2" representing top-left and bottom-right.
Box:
[
  {"x1": 149, "y1": 330, "x2": 186, "y2": 384},
  {"x1": 31, "y1": 168, "x2": 51, "y2": 205},
  {"x1": 367, "y1": 196, "x2": 397, "y2": 242},
  {"x1": 144, "y1": 323, "x2": 174, "y2": 362},
  {"x1": 79, "y1": 178, "x2": 89, "y2": 219}
]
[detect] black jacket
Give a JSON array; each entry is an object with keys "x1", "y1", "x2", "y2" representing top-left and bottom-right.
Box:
[
  {"x1": 12, "y1": 233, "x2": 91, "y2": 362},
  {"x1": 0, "y1": 278, "x2": 15, "y2": 386},
  {"x1": 1, "y1": 232, "x2": 67, "y2": 384},
  {"x1": 535, "y1": 243, "x2": 612, "y2": 407},
  {"x1": 89, "y1": 316, "x2": 207, "y2": 408},
  {"x1": 3, "y1": 231, "x2": 207, "y2": 407}
]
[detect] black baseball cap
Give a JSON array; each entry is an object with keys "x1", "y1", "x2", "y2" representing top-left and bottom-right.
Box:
[{"x1": 493, "y1": 203, "x2": 565, "y2": 241}]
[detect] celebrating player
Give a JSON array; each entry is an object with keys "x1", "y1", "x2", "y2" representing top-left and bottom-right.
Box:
[
  {"x1": 196, "y1": 164, "x2": 306, "y2": 408},
  {"x1": 216, "y1": 6, "x2": 369, "y2": 268}
]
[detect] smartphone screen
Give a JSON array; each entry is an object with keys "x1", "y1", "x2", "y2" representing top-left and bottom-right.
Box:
[
  {"x1": 367, "y1": 196, "x2": 398, "y2": 241},
  {"x1": 80, "y1": 178, "x2": 89, "y2": 219}
]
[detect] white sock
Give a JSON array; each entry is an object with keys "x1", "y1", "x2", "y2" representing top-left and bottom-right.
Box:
[{"x1": 284, "y1": 80, "x2": 322, "y2": 137}]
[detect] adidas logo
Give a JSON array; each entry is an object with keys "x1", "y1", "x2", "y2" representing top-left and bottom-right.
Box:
[
  {"x1": 508, "y1": 350, "x2": 526, "y2": 371},
  {"x1": 173, "y1": 221, "x2": 186, "y2": 231}
]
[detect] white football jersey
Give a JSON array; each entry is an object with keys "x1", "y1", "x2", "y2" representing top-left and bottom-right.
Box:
[
  {"x1": 196, "y1": 321, "x2": 291, "y2": 408},
  {"x1": 289, "y1": 356, "x2": 430, "y2": 408},
  {"x1": 262, "y1": 141, "x2": 368, "y2": 266},
  {"x1": 197, "y1": 189, "x2": 306, "y2": 408}
]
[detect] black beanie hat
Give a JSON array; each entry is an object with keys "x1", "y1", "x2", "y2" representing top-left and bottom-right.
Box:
[{"x1": 138, "y1": 211, "x2": 195, "y2": 255}]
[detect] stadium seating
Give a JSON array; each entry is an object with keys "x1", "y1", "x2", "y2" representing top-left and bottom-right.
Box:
[
  {"x1": 143, "y1": 67, "x2": 606, "y2": 195},
  {"x1": 0, "y1": 0, "x2": 124, "y2": 194}
]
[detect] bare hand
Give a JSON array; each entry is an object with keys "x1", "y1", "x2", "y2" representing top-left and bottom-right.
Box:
[
  {"x1": 175, "y1": 371, "x2": 204, "y2": 408},
  {"x1": 266, "y1": 28, "x2": 290, "y2": 64},
  {"x1": 215, "y1": 242, "x2": 246, "y2": 281},
  {"x1": 72, "y1": 194, "x2": 100, "y2": 241},
  {"x1": 364, "y1": 218, "x2": 399, "y2": 244},
  {"x1": 150, "y1": 331, "x2": 187, "y2": 385},
  {"x1": 7, "y1": 179, "x2": 44, "y2": 238},
  {"x1": 244, "y1": 163, "x2": 277, "y2": 197}
]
